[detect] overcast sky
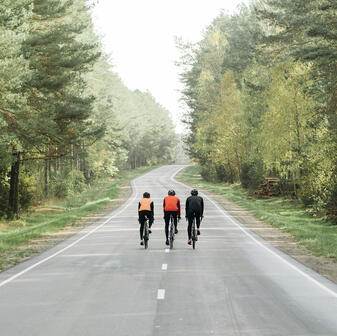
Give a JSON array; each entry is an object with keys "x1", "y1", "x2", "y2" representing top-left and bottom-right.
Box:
[{"x1": 92, "y1": 0, "x2": 249, "y2": 131}]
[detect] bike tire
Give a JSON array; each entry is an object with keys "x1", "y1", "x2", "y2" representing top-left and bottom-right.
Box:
[
  {"x1": 169, "y1": 216, "x2": 174, "y2": 249},
  {"x1": 192, "y1": 218, "x2": 196, "y2": 249},
  {"x1": 144, "y1": 221, "x2": 149, "y2": 249},
  {"x1": 169, "y1": 227, "x2": 174, "y2": 249}
]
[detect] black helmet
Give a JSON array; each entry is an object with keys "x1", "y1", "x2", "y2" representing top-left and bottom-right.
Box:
[
  {"x1": 168, "y1": 189, "x2": 176, "y2": 196},
  {"x1": 191, "y1": 189, "x2": 198, "y2": 196},
  {"x1": 143, "y1": 192, "x2": 150, "y2": 198}
]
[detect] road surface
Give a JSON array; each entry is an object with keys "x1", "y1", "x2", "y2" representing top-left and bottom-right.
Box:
[{"x1": 1, "y1": 165, "x2": 337, "y2": 335}]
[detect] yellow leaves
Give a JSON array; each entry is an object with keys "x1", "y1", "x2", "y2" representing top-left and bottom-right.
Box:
[
  {"x1": 208, "y1": 29, "x2": 228, "y2": 56},
  {"x1": 194, "y1": 70, "x2": 244, "y2": 170},
  {"x1": 261, "y1": 60, "x2": 316, "y2": 170}
]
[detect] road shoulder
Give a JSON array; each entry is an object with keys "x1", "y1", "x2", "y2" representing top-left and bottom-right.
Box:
[
  {"x1": 178, "y1": 179, "x2": 337, "y2": 285},
  {"x1": 0, "y1": 183, "x2": 132, "y2": 272}
]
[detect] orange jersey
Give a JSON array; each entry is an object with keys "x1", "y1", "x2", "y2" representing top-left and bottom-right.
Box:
[
  {"x1": 139, "y1": 198, "x2": 152, "y2": 211},
  {"x1": 163, "y1": 195, "x2": 181, "y2": 216}
]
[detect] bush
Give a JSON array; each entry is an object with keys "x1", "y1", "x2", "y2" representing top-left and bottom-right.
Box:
[
  {"x1": 200, "y1": 163, "x2": 217, "y2": 182},
  {"x1": 240, "y1": 158, "x2": 265, "y2": 190},
  {"x1": 300, "y1": 165, "x2": 337, "y2": 219},
  {"x1": 68, "y1": 170, "x2": 86, "y2": 193},
  {"x1": 51, "y1": 170, "x2": 86, "y2": 198},
  {"x1": 0, "y1": 180, "x2": 9, "y2": 218},
  {"x1": 19, "y1": 174, "x2": 36, "y2": 211}
]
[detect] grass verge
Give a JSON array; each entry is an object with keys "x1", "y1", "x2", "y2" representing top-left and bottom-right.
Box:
[
  {"x1": 0, "y1": 166, "x2": 154, "y2": 270},
  {"x1": 177, "y1": 166, "x2": 337, "y2": 261}
]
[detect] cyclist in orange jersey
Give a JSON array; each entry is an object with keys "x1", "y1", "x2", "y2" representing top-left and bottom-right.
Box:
[
  {"x1": 138, "y1": 192, "x2": 154, "y2": 246},
  {"x1": 163, "y1": 189, "x2": 181, "y2": 245}
]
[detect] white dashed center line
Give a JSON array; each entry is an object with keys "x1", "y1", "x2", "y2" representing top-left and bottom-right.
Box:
[
  {"x1": 157, "y1": 289, "x2": 165, "y2": 300},
  {"x1": 162, "y1": 264, "x2": 168, "y2": 270},
  {"x1": 165, "y1": 249, "x2": 170, "y2": 253}
]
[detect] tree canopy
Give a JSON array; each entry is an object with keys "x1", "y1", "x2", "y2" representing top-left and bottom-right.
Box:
[
  {"x1": 177, "y1": 0, "x2": 337, "y2": 219},
  {"x1": 0, "y1": 0, "x2": 177, "y2": 218}
]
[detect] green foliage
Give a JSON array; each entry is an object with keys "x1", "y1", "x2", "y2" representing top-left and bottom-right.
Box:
[
  {"x1": 18, "y1": 173, "x2": 36, "y2": 211},
  {"x1": 178, "y1": 165, "x2": 337, "y2": 260},
  {"x1": 0, "y1": 0, "x2": 178, "y2": 217},
  {"x1": 240, "y1": 158, "x2": 264, "y2": 190},
  {"x1": 0, "y1": 166, "x2": 153, "y2": 270},
  {"x1": 178, "y1": 1, "x2": 337, "y2": 219},
  {"x1": 0, "y1": 180, "x2": 9, "y2": 218},
  {"x1": 51, "y1": 170, "x2": 85, "y2": 198}
]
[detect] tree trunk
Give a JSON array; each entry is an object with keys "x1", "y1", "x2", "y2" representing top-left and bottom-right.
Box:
[{"x1": 7, "y1": 152, "x2": 21, "y2": 219}]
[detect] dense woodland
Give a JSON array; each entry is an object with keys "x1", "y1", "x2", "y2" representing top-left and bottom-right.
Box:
[
  {"x1": 178, "y1": 0, "x2": 337, "y2": 220},
  {"x1": 0, "y1": 0, "x2": 177, "y2": 219}
]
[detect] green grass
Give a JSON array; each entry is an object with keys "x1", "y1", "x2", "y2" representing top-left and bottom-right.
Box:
[
  {"x1": 0, "y1": 166, "x2": 154, "y2": 269},
  {"x1": 177, "y1": 166, "x2": 337, "y2": 260}
]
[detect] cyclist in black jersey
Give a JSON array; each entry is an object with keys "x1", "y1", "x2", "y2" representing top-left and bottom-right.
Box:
[{"x1": 185, "y1": 189, "x2": 204, "y2": 245}]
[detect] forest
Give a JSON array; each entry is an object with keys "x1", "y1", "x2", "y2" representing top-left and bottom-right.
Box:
[
  {"x1": 0, "y1": 0, "x2": 177, "y2": 219},
  {"x1": 177, "y1": 0, "x2": 337, "y2": 220}
]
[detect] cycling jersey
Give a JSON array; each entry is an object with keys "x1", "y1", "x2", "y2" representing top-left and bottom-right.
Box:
[
  {"x1": 185, "y1": 195, "x2": 204, "y2": 216},
  {"x1": 139, "y1": 198, "x2": 152, "y2": 211},
  {"x1": 163, "y1": 195, "x2": 181, "y2": 216}
]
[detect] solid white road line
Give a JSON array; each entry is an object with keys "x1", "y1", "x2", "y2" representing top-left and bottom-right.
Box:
[
  {"x1": 0, "y1": 169, "x2": 159, "y2": 289},
  {"x1": 162, "y1": 264, "x2": 168, "y2": 270},
  {"x1": 157, "y1": 289, "x2": 165, "y2": 300},
  {"x1": 171, "y1": 169, "x2": 337, "y2": 299},
  {"x1": 0, "y1": 167, "x2": 184, "y2": 289}
]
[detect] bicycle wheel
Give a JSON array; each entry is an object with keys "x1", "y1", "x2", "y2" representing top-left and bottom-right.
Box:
[
  {"x1": 169, "y1": 216, "x2": 174, "y2": 249},
  {"x1": 144, "y1": 220, "x2": 149, "y2": 249},
  {"x1": 192, "y1": 218, "x2": 196, "y2": 249}
]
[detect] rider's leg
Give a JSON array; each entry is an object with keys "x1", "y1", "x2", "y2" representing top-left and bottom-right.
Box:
[
  {"x1": 148, "y1": 211, "x2": 154, "y2": 228},
  {"x1": 173, "y1": 211, "x2": 178, "y2": 233},
  {"x1": 187, "y1": 214, "x2": 193, "y2": 240},
  {"x1": 173, "y1": 212, "x2": 178, "y2": 228},
  {"x1": 139, "y1": 211, "x2": 145, "y2": 240},
  {"x1": 139, "y1": 222, "x2": 144, "y2": 240},
  {"x1": 195, "y1": 211, "x2": 201, "y2": 228},
  {"x1": 164, "y1": 212, "x2": 170, "y2": 240}
]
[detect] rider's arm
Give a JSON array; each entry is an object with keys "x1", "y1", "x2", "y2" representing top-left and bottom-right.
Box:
[
  {"x1": 185, "y1": 197, "x2": 189, "y2": 216},
  {"x1": 151, "y1": 201, "x2": 154, "y2": 216},
  {"x1": 201, "y1": 197, "x2": 204, "y2": 217},
  {"x1": 177, "y1": 199, "x2": 181, "y2": 217}
]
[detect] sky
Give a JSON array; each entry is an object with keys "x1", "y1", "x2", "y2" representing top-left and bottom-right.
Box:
[{"x1": 92, "y1": 0, "x2": 249, "y2": 131}]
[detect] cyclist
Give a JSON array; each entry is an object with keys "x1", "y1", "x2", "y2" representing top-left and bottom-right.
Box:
[
  {"x1": 138, "y1": 192, "x2": 154, "y2": 246},
  {"x1": 185, "y1": 189, "x2": 204, "y2": 245},
  {"x1": 163, "y1": 189, "x2": 181, "y2": 245}
]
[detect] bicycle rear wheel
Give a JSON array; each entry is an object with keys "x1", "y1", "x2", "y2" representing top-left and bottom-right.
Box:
[
  {"x1": 144, "y1": 221, "x2": 149, "y2": 249},
  {"x1": 169, "y1": 217, "x2": 174, "y2": 249},
  {"x1": 192, "y1": 218, "x2": 196, "y2": 249}
]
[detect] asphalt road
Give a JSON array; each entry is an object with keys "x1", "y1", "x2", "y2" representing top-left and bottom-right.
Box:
[{"x1": 1, "y1": 165, "x2": 337, "y2": 336}]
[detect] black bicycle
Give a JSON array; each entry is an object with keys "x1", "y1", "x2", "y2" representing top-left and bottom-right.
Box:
[
  {"x1": 168, "y1": 214, "x2": 175, "y2": 249},
  {"x1": 143, "y1": 216, "x2": 150, "y2": 249},
  {"x1": 191, "y1": 217, "x2": 197, "y2": 249},
  {"x1": 191, "y1": 216, "x2": 202, "y2": 249}
]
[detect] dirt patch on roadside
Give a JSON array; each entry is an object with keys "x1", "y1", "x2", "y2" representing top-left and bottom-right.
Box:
[
  {"x1": 208, "y1": 192, "x2": 337, "y2": 284},
  {"x1": 0, "y1": 183, "x2": 132, "y2": 272}
]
